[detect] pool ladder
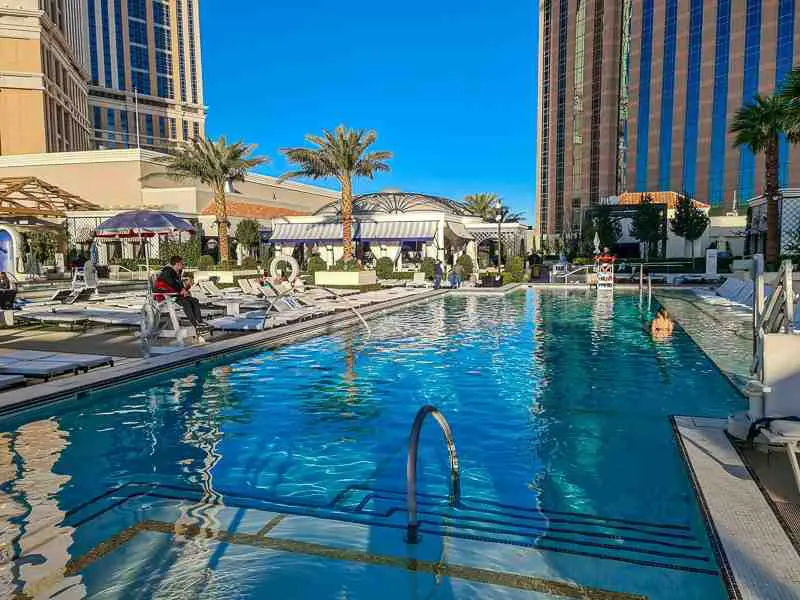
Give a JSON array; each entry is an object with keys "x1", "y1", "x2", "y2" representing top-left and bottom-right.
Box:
[{"x1": 406, "y1": 405, "x2": 461, "y2": 544}]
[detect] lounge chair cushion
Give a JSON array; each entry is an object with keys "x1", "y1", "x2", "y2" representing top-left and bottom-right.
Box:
[{"x1": 771, "y1": 420, "x2": 800, "y2": 437}]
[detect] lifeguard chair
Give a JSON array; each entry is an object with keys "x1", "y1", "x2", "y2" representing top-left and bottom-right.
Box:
[{"x1": 595, "y1": 257, "x2": 615, "y2": 292}]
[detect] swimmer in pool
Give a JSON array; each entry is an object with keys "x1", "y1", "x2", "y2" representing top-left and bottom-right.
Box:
[{"x1": 651, "y1": 308, "x2": 674, "y2": 339}]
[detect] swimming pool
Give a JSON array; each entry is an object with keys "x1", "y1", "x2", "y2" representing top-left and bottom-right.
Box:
[{"x1": 0, "y1": 289, "x2": 744, "y2": 599}]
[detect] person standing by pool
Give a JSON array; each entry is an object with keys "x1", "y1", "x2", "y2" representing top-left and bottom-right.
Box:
[
  {"x1": 434, "y1": 260, "x2": 443, "y2": 289},
  {"x1": 651, "y1": 308, "x2": 674, "y2": 339}
]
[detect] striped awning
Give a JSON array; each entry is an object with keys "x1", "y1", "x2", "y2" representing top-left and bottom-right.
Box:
[
  {"x1": 269, "y1": 221, "x2": 437, "y2": 243},
  {"x1": 446, "y1": 221, "x2": 473, "y2": 240}
]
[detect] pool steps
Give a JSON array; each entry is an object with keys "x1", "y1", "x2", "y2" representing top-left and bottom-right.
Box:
[{"x1": 64, "y1": 480, "x2": 719, "y2": 578}]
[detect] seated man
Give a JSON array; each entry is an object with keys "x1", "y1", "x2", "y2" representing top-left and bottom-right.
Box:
[{"x1": 154, "y1": 255, "x2": 204, "y2": 327}]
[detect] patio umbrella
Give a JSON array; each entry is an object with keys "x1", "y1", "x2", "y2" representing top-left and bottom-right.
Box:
[
  {"x1": 593, "y1": 232, "x2": 601, "y2": 254},
  {"x1": 94, "y1": 210, "x2": 195, "y2": 272}
]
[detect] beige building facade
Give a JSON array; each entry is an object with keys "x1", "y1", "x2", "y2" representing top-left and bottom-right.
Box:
[
  {"x1": 88, "y1": 0, "x2": 206, "y2": 151},
  {"x1": 0, "y1": 0, "x2": 92, "y2": 155},
  {"x1": 0, "y1": 149, "x2": 337, "y2": 215}
]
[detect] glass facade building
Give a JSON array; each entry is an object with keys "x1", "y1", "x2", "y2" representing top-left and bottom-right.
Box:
[
  {"x1": 87, "y1": 0, "x2": 206, "y2": 151},
  {"x1": 536, "y1": 0, "x2": 625, "y2": 237},
  {"x1": 538, "y1": 0, "x2": 800, "y2": 237},
  {"x1": 624, "y1": 0, "x2": 800, "y2": 209}
]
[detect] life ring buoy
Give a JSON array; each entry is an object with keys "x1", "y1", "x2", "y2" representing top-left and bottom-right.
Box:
[{"x1": 270, "y1": 256, "x2": 300, "y2": 282}]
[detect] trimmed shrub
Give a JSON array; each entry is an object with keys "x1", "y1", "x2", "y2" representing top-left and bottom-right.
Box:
[
  {"x1": 198, "y1": 255, "x2": 215, "y2": 269},
  {"x1": 421, "y1": 257, "x2": 437, "y2": 280},
  {"x1": 307, "y1": 255, "x2": 328, "y2": 275},
  {"x1": 241, "y1": 256, "x2": 259, "y2": 269},
  {"x1": 455, "y1": 254, "x2": 474, "y2": 279},
  {"x1": 160, "y1": 237, "x2": 201, "y2": 266},
  {"x1": 334, "y1": 258, "x2": 361, "y2": 271},
  {"x1": 509, "y1": 256, "x2": 526, "y2": 282},
  {"x1": 375, "y1": 257, "x2": 395, "y2": 279},
  {"x1": 501, "y1": 271, "x2": 516, "y2": 285}
]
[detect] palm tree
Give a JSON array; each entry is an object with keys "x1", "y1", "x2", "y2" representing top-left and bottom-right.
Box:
[
  {"x1": 730, "y1": 94, "x2": 789, "y2": 267},
  {"x1": 280, "y1": 126, "x2": 392, "y2": 262},
  {"x1": 464, "y1": 193, "x2": 500, "y2": 220},
  {"x1": 152, "y1": 136, "x2": 267, "y2": 263}
]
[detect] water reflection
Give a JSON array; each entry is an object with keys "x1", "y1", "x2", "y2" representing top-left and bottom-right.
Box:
[{"x1": 0, "y1": 421, "x2": 85, "y2": 598}]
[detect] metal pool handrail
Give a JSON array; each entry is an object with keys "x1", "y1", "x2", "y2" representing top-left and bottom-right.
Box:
[{"x1": 406, "y1": 405, "x2": 460, "y2": 544}]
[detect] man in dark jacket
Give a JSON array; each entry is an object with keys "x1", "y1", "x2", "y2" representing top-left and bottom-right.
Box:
[{"x1": 154, "y1": 255, "x2": 204, "y2": 326}]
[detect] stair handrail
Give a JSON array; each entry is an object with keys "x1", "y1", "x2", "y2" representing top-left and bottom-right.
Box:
[{"x1": 406, "y1": 405, "x2": 460, "y2": 544}]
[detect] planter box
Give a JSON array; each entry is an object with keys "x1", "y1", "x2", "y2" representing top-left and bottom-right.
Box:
[{"x1": 315, "y1": 270, "x2": 377, "y2": 287}]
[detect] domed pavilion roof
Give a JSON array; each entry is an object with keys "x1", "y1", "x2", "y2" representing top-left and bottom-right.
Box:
[{"x1": 313, "y1": 191, "x2": 470, "y2": 217}]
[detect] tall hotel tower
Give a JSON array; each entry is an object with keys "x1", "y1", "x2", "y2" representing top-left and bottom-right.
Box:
[
  {"x1": 87, "y1": 0, "x2": 206, "y2": 151},
  {"x1": 537, "y1": 0, "x2": 800, "y2": 237}
]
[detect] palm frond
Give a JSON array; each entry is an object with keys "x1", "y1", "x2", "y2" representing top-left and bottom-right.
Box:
[
  {"x1": 280, "y1": 126, "x2": 392, "y2": 183},
  {"x1": 730, "y1": 94, "x2": 789, "y2": 152}
]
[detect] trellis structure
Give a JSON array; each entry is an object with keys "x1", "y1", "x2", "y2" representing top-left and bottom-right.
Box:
[{"x1": 0, "y1": 177, "x2": 100, "y2": 218}]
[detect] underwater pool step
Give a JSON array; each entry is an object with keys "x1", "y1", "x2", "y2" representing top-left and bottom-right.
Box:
[{"x1": 65, "y1": 481, "x2": 719, "y2": 577}]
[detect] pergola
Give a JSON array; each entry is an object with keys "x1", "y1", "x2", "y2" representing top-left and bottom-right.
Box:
[{"x1": 0, "y1": 177, "x2": 100, "y2": 219}]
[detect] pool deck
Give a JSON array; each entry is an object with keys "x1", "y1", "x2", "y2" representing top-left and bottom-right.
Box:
[
  {"x1": 674, "y1": 416, "x2": 800, "y2": 599},
  {"x1": 0, "y1": 288, "x2": 448, "y2": 414}
]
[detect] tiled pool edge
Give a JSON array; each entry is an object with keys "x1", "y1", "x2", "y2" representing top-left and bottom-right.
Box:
[
  {"x1": 0, "y1": 289, "x2": 449, "y2": 415},
  {"x1": 673, "y1": 416, "x2": 800, "y2": 600}
]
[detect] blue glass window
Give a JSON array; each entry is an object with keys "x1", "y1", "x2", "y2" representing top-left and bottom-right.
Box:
[
  {"x1": 176, "y1": 1, "x2": 188, "y2": 102},
  {"x1": 154, "y1": 27, "x2": 170, "y2": 51},
  {"x1": 157, "y1": 75, "x2": 171, "y2": 98},
  {"x1": 708, "y1": 0, "x2": 731, "y2": 205},
  {"x1": 120, "y1": 111, "x2": 129, "y2": 146},
  {"x1": 106, "y1": 108, "x2": 116, "y2": 147},
  {"x1": 132, "y1": 71, "x2": 150, "y2": 95},
  {"x1": 658, "y1": 0, "x2": 678, "y2": 190},
  {"x1": 93, "y1": 106, "x2": 102, "y2": 131},
  {"x1": 777, "y1": 0, "x2": 795, "y2": 187},
  {"x1": 88, "y1": 0, "x2": 99, "y2": 85},
  {"x1": 738, "y1": 0, "x2": 762, "y2": 203},
  {"x1": 170, "y1": 118, "x2": 177, "y2": 140},
  {"x1": 100, "y1": 0, "x2": 112, "y2": 88},
  {"x1": 153, "y1": 2, "x2": 170, "y2": 25},
  {"x1": 682, "y1": 0, "x2": 703, "y2": 196},
  {"x1": 128, "y1": 0, "x2": 146, "y2": 20},
  {"x1": 131, "y1": 45, "x2": 149, "y2": 70},
  {"x1": 129, "y1": 20, "x2": 148, "y2": 45},
  {"x1": 158, "y1": 116, "x2": 167, "y2": 142},
  {"x1": 156, "y1": 51, "x2": 170, "y2": 75},
  {"x1": 187, "y1": 0, "x2": 198, "y2": 104},
  {"x1": 113, "y1": 0, "x2": 125, "y2": 89},
  {"x1": 635, "y1": 0, "x2": 654, "y2": 191},
  {"x1": 145, "y1": 115, "x2": 154, "y2": 145}
]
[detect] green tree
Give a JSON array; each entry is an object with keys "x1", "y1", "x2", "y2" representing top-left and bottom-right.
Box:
[
  {"x1": 582, "y1": 205, "x2": 621, "y2": 253},
  {"x1": 670, "y1": 193, "x2": 710, "y2": 258},
  {"x1": 730, "y1": 94, "x2": 789, "y2": 267},
  {"x1": 631, "y1": 194, "x2": 664, "y2": 259},
  {"x1": 280, "y1": 126, "x2": 392, "y2": 261},
  {"x1": 234, "y1": 219, "x2": 260, "y2": 255},
  {"x1": 150, "y1": 136, "x2": 267, "y2": 264},
  {"x1": 464, "y1": 193, "x2": 499, "y2": 219}
]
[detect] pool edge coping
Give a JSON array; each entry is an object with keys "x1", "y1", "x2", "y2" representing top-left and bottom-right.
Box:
[{"x1": 672, "y1": 415, "x2": 800, "y2": 600}]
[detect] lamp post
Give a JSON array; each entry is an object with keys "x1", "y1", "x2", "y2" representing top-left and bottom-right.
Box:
[{"x1": 494, "y1": 199, "x2": 503, "y2": 271}]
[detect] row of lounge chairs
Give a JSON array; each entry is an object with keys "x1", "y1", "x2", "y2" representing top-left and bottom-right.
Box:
[{"x1": 207, "y1": 286, "x2": 426, "y2": 332}]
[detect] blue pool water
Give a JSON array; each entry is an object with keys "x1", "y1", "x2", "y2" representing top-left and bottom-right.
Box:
[{"x1": 0, "y1": 290, "x2": 743, "y2": 599}]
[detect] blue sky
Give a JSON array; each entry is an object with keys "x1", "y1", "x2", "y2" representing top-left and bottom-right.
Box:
[{"x1": 200, "y1": 1, "x2": 538, "y2": 222}]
